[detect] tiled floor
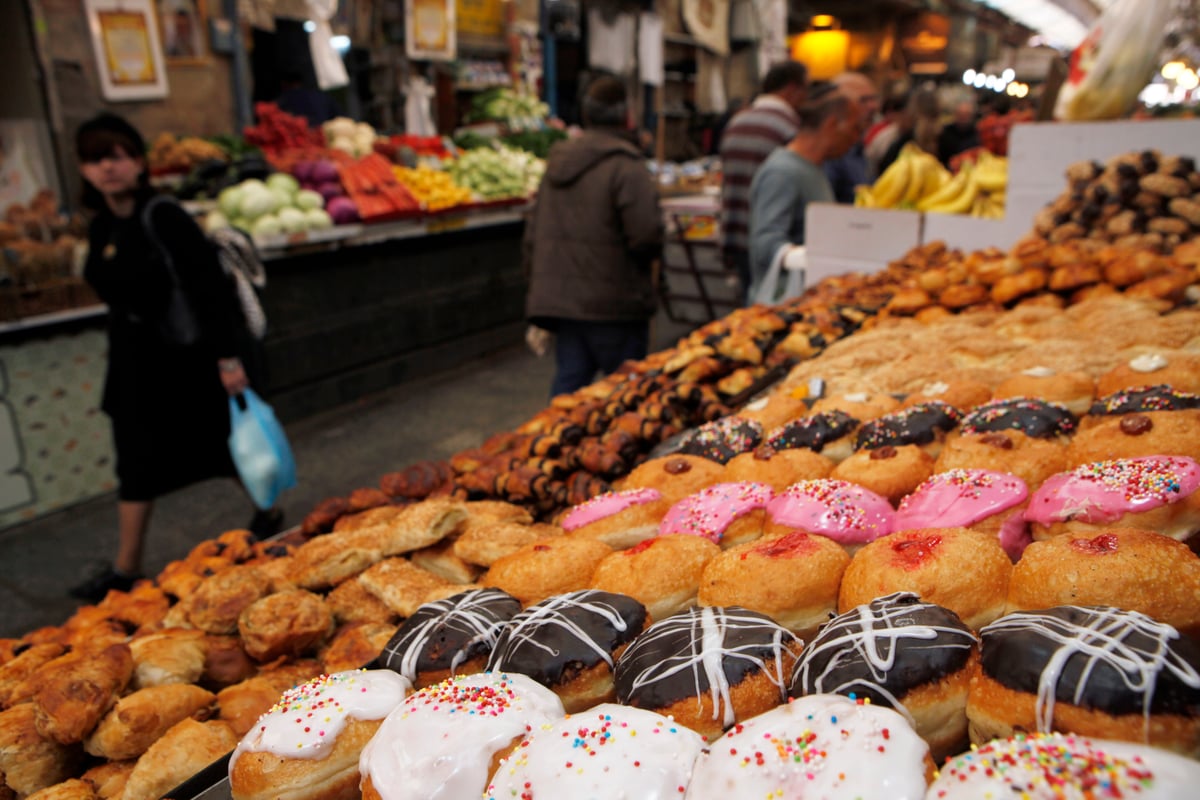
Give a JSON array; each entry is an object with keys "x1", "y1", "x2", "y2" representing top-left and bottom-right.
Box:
[{"x1": 0, "y1": 312, "x2": 698, "y2": 639}]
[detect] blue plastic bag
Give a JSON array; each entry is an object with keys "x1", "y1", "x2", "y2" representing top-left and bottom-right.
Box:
[{"x1": 228, "y1": 388, "x2": 297, "y2": 509}]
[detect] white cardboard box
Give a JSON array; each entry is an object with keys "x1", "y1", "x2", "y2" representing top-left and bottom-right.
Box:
[
  {"x1": 921, "y1": 209, "x2": 1028, "y2": 251},
  {"x1": 804, "y1": 203, "x2": 923, "y2": 283}
]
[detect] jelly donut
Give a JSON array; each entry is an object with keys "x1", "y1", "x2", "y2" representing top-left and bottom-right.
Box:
[
  {"x1": 829, "y1": 444, "x2": 936, "y2": 505},
  {"x1": 697, "y1": 531, "x2": 851, "y2": 641},
  {"x1": 809, "y1": 392, "x2": 902, "y2": 424},
  {"x1": 559, "y1": 488, "x2": 670, "y2": 549},
  {"x1": 685, "y1": 694, "x2": 932, "y2": 800},
  {"x1": 967, "y1": 606, "x2": 1200, "y2": 757},
  {"x1": 763, "y1": 478, "x2": 896, "y2": 553},
  {"x1": 667, "y1": 416, "x2": 763, "y2": 464},
  {"x1": 960, "y1": 397, "x2": 1078, "y2": 440},
  {"x1": 993, "y1": 368, "x2": 1096, "y2": 416},
  {"x1": 789, "y1": 592, "x2": 978, "y2": 761},
  {"x1": 1006, "y1": 529, "x2": 1200, "y2": 641},
  {"x1": 376, "y1": 588, "x2": 520, "y2": 688},
  {"x1": 929, "y1": 731, "x2": 1200, "y2": 800},
  {"x1": 484, "y1": 703, "x2": 705, "y2": 799},
  {"x1": 485, "y1": 590, "x2": 647, "y2": 712},
  {"x1": 481, "y1": 536, "x2": 613, "y2": 606},
  {"x1": 901, "y1": 379, "x2": 993, "y2": 412},
  {"x1": 1096, "y1": 351, "x2": 1200, "y2": 397},
  {"x1": 838, "y1": 527, "x2": 1012, "y2": 631},
  {"x1": 617, "y1": 454, "x2": 726, "y2": 505},
  {"x1": 1025, "y1": 456, "x2": 1200, "y2": 545},
  {"x1": 358, "y1": 672, "x2": 564, "y2": 800},
  {"x1": 590, "y1": 534, "x2": 721, "y2": 622},
  {"x1": 614, "y1": 606, "x2": 802, "y2": 741},
  {"x1": 934, "y1": 429, "x2": 1068, "y2": 494},
  {"x1": 854, "y1": 401, "x2": 963, "y2": 459},
  {"x1": 1066, "y1": 409, "x2": 1200, "y2": 467},
  {"x1": 893, "y1": 468, "x2": 1031, "y2": 561},
  {"x1": 762, "y1": 410, "x2": 861, "y2": 463},
  {"x1": 657, "y1": 481, "x2": 774, "y2": 549},
  {"x1": 719, "y1": 446, "x2": 835, "y2": 493},
  {"x1": 228, "y1": 669, "x2": 412, "y2": 800}
]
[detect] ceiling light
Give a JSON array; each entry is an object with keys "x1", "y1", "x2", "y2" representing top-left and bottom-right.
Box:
[
  {"x1": 1178, "y1": 68, "x2": 1199, "y2": 90},
  {"x1": 1162, "y1": 60, "x2": 1187, "y2": 80},
  {"x1": 963, "y1": 68, "x2": 977, "y2": 85},
  {"x1": 1001, "y1": 68, "x2": 1016, "y2": 82}
]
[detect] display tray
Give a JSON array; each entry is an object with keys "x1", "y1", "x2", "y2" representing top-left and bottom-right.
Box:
[{"x1": 251, "y1": 223, "x2": 364, "y2": 251}]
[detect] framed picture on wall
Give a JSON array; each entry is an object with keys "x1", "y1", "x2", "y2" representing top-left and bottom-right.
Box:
[
  {"x1": 157, "y1": 0, "x2": 208, "y2": 61},
  {"x1": 405, "y1": 0, "x2": 457, "y2": 61},
  {"x1": 84, "y1": 0, "x2": 170, "y2": 100}
]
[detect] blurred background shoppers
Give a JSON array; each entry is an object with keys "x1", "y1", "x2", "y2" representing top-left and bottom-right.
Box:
[{"x1": 823, "y1": 71, "x2": 882, "y2": 203}]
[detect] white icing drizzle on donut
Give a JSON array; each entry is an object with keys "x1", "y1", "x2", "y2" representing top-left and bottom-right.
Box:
[
  {"x1": 792, "y1": 592, "x2": 975, "y2": 724},
  {"x1": 1021, "y1": 366, "x2": 1056, "y2": 377},
  {"x1": 685, "y1": 694, "x2": 930, "y2": 800},
  {"x1": 920, "y1": 381, "x2": 949, "y2": 396},
  {"x1": 486, "y1": 590, "x2": 638, "y2": 673},
  {"x1": 228, "y1": 669, "x2": 411, "y2": 773},
  {"x1": 380, "y1": 588, "x2": 516, "y2": 683},
  {"x1": 981, "y1": 607, "x2": 1200, "y2": 737},
  {"x1": 617, "y1": 607, "x2": 797, "y2": 728}
]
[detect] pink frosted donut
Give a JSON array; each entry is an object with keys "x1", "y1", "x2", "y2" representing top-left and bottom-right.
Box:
[
  {"x1": 559, "y1": 488, "x2": 667, "y2": 550},
  {"x1": 894, "y1": 469, "x2": 1031, "y2": 560},
  {"x1": 1025, "y1": 455, "x2": 1200, "y2": 543},
  {"x1": 764, "y1": 479, "x2": 895, "y2": 551},
  {"x1": 658, "y1": 481, "x2": 774, "y2": 548}
]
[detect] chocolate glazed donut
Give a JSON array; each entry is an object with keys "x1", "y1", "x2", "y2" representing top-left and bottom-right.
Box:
[
  {"x1": 980, "y1": 606, "x2": 1200, "y2": 722},
  {"x1": 614, "y1": 606, "x2": 800, "y2": 736},
  {"x1": 961, "y1": 397, "x2": 1078, "y2": 439},
  {"x1": 855, "y1": 401, "x2": 963, "y2": 450},
  {"x1": 377, "y1": 588, "x2": 521, "y2": 686},
  {"x1": 486, "y1": 590, "x2": 647, "y2": 690},
  {"x1": 1089, "y1": 384, "x2": 1200, "y2": 416},
  {"x1": 789, "y1": 592, "x2": 975, "y2": 706},
  {"x1": 763, "y1": 410, "x2": 860, "y2": 453}
]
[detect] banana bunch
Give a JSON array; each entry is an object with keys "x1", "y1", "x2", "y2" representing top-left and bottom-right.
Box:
[
  {"x1": 857, "y1": 144, "x2": 1009, "y2": 218},
  {"x1": 920, "y1": 150, "x2": 1008, "y2": 217},
  {"x1": 855, "y1": 142, "x2": 950, "y2": 210}
]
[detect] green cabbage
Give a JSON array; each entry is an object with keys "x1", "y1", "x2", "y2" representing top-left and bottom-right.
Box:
[
  {"x1": 266, "y1": 172, "x2": 300, "y2": 198},
  {"x1": 304, "y1": 208, "x2": 333, "y2": 229},
  {"x1": 295, "y1": 188, "x2": 325, "y2": 211},
  {"x1": 251, "y1": 213, "x2": 283, "y2": 237}
]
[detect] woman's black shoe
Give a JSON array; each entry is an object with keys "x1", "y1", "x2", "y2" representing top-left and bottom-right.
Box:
[
  {"x1": 248, "y1": 507, "x2": 285, "y2": 539},
  {"x1": 68, "y1": 564, "x2": 143, "y2": 603}
]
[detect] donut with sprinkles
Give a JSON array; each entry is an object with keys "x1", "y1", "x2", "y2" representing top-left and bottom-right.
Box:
[
  {"x1": 960, "y1": 397, "x2": 1078, "y2": 439},
  {"x1": 1089, "y1": 384, "x2": 1200, "y2": 416}
]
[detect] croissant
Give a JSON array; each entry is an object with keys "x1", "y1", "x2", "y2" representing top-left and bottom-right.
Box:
[
  {"x1": 300, "y1": 496, "x2": 349, "y2": 536},
  {"x1": 564, "y1": 471, "x2": 611, "y2": 507}
]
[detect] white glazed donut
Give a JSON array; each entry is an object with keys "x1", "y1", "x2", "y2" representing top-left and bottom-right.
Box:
[
  {"x1": 685, "y1": 693, "x2": 931, "y2": 799},
  {"x1": 927, "y1": 732, "x2": 1200, "y2": 799},
  {"x1": 485, "y1": 703, "x2": 705, "y2": 799},
  {"x1": 358, "y1": 672, "x2": 565, "y2": 800}
]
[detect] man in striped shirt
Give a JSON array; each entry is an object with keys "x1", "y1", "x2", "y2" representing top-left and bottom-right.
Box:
[{"x1": 718, "y1": 61, "x2": 809, "y2": 301}]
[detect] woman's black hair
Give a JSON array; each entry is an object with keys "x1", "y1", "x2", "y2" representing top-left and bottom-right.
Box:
[{"x1": 75, "y1": 113, "x2": 154, "y2": 211}]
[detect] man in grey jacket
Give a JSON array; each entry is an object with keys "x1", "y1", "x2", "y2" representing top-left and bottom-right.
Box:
[{"x1": 524, "y1": 76, "x2": 663, "y2": 397}]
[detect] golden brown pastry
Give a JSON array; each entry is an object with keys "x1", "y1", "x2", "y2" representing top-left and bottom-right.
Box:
[
  {"x1": 371, "y1": 498, "x2": 467, "y2": 554},
  {"x1": 902, "y1": 379, "x2": 994, "y2": 412},
  {"x1": 318, "y1": 623, "x2": 397, "y2": 674},
  {"x1": 128, "y1": 629, "x2": 207, "y2": 689},
  {"x1": 0, "y1": 644, "x2": 66, "y2": 709},
  {"x1": 96, "y1": 583, "x2": 171, "y2": 631},
  {"x1": 451, "y1": 521, "x2": 560, "y2": 567},
  {"x1": 482, "y1": 536, "x2": 613, "y2": 606},
  {"x1": 215, "y1": 660, "x2": 323, "y2": 737},
  {"x1": 79, "y1": 760, "x2": 134, "y2": 800},
  {"x1": 993, "y1": 369, "x2": 1096, "y2": 417},
  {"x1": 809, "y1": 392, "x2": 902, "y2": 423},
  {"x1": 288, "y1": 529, "x2": 385, "y2": 591},
  {"x1": 935, "y1": 429, "x2": 1069, "y2": 492},
  {"x1": 590, "y1": 535, "x2": 720, "y2": 622},
  {"x1": 616, "y1": 454, "x2": 726, "y2": 504},
  {"x1": 323, "y1": 578, "x2": 399, "y2": 626},
  {"x1": 237, "y1": 590, "x2": 333, "y2": 663},
  {"x1": 120, "y1": 719, "x2": 238, "y2": 800},
  {"x1": 330, "y1": 504, "x2": 407, "y2": 533},
  {"x1": 181, "y1": 564, "x2": 271, "y2": 635},
  {"x1": 357, "y1": 558, "x2": 454, "y2": 619},
  {"x1": 200, "y1": 635, "x2": 257, "y2": 690},
  {"x1": 699, "y1": 531, "x2": 851, "y2": 641},
  {"x1": 829, "y1": 444, "x2": 935, "y2": 505},
  {"x1": 408, "y1": 539, "x2": 481, "y2": 585},
  {"x1": 23, "y1": 778, "x2": 95, "y2": 800},
  {"x1": 31, "y1": 643, "x2": 134, "y2": 745},
  {"x1": 1096, "y1": 351, "x2": 1200, "y2": 396},
  {"x1": 1066, "y1": 409, "x2": 1200, "y2": 466},
  {"x1": 83, "y1": 683, "x2": 216, "y2": 761},
  {"x1": 0, "y1": 704, "x2": 82, "y2": 798}
]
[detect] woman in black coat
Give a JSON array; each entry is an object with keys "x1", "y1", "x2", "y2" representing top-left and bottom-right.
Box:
[{"x1": 70, "y1": 113, "x2": 277, "y2": 602}]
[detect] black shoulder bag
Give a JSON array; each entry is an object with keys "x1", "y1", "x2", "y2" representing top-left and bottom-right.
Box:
[{"x1": 140, "y1": 195, "x2": 202, "y2": 347}]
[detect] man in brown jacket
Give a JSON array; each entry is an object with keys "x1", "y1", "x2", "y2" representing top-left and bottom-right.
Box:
[{"x1": 524, "y1": 76, "x2": 663, "y2": 397}]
